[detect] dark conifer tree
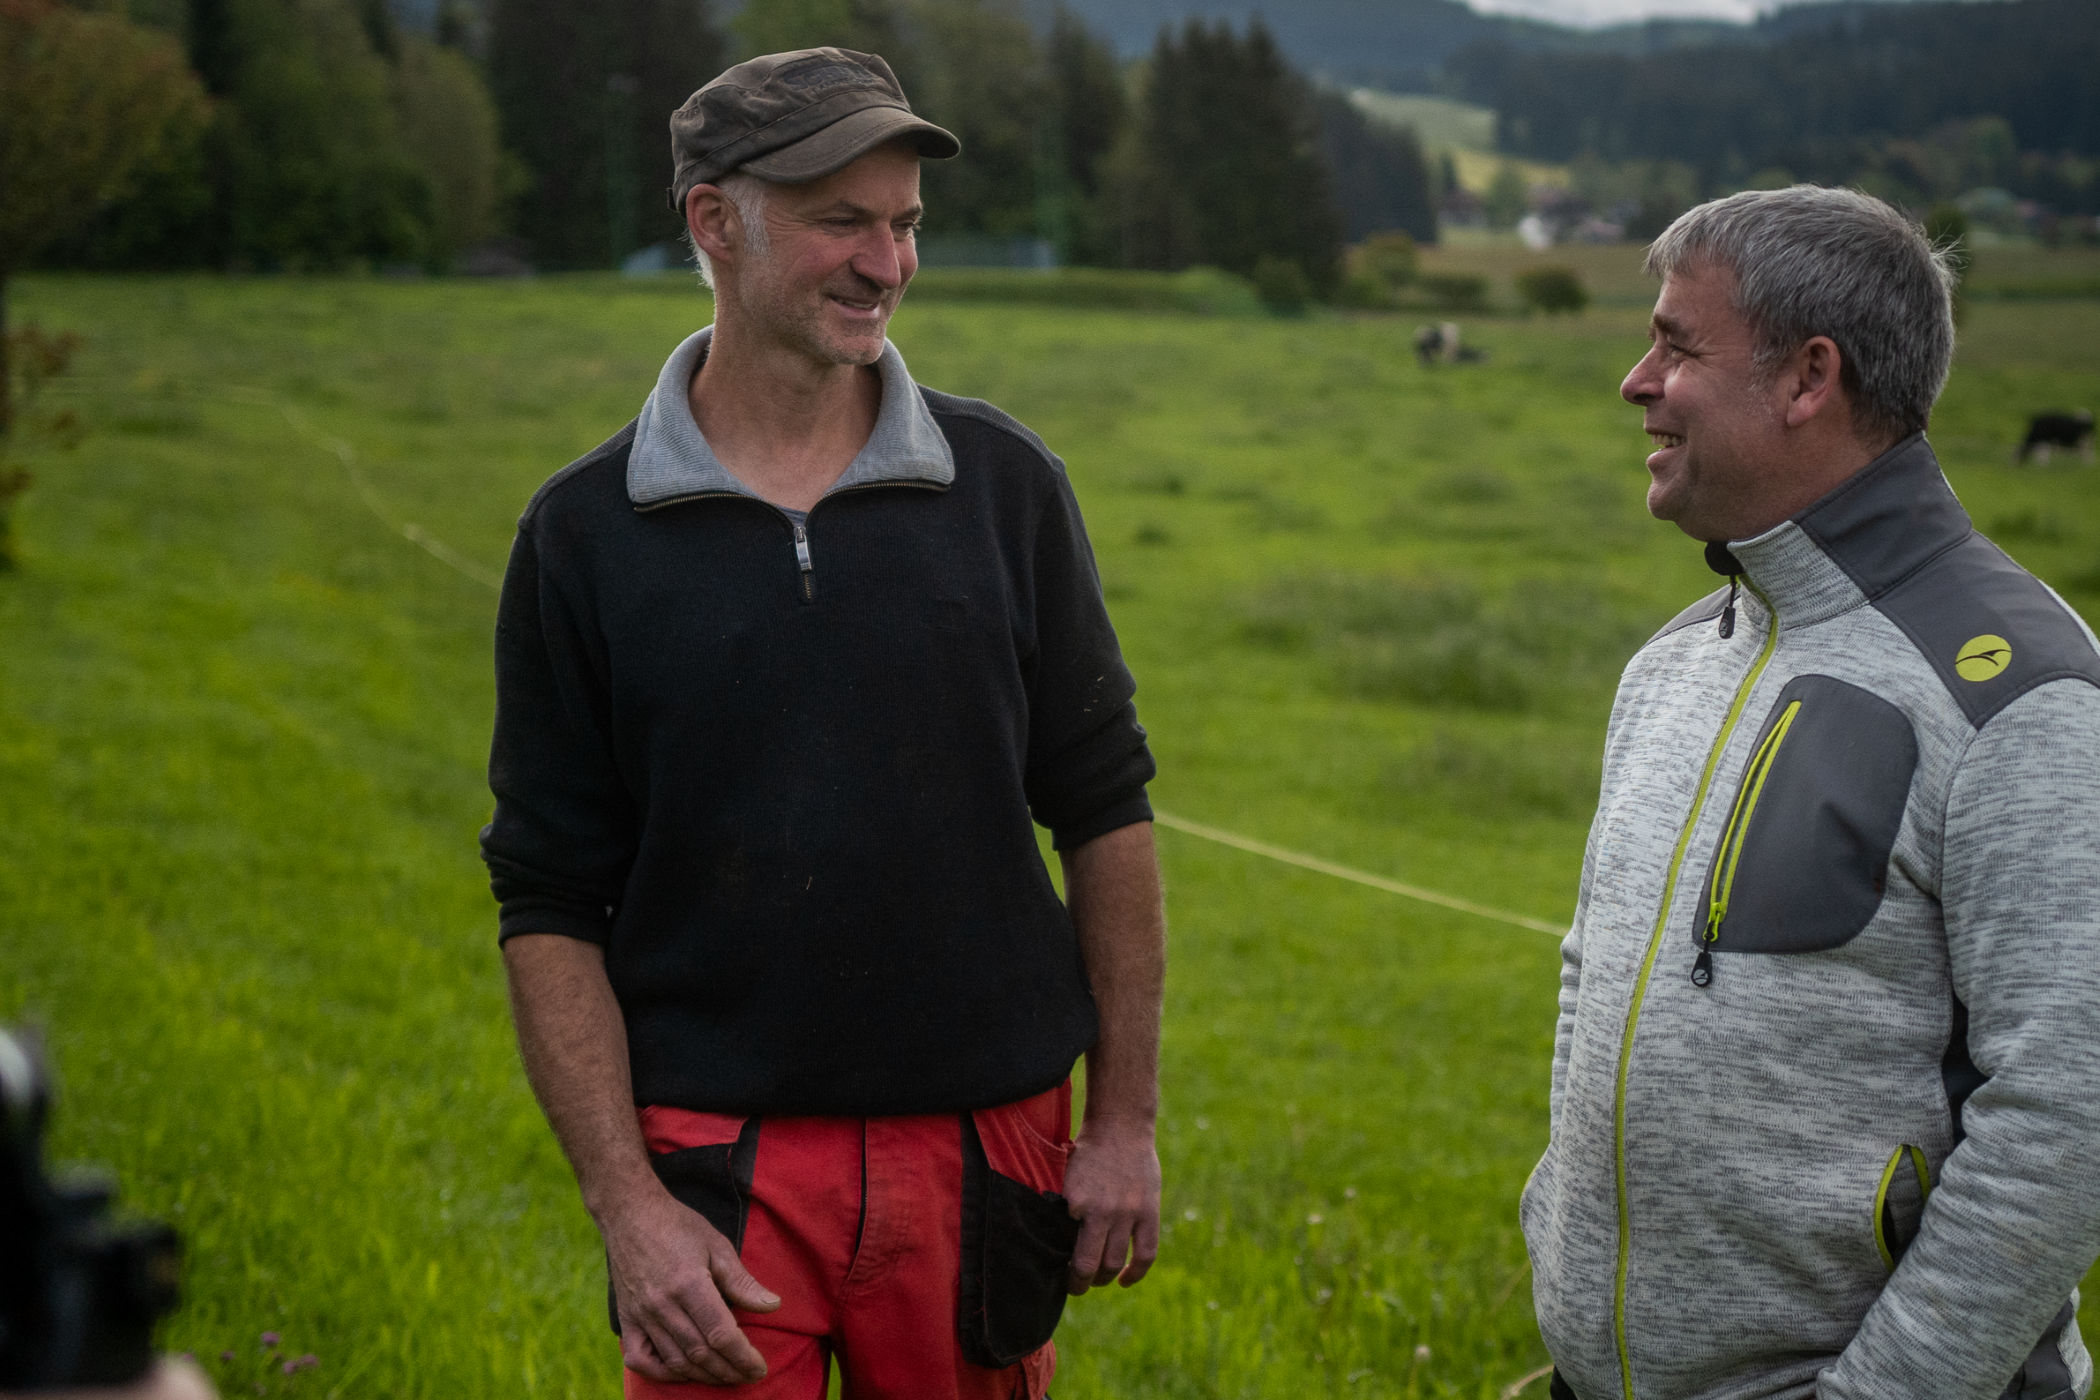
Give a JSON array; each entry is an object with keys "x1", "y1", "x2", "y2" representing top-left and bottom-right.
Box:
[
  {"x1": 490, "y1": 0, "x2": 728, "y2": 268},
  {"x1": 1111, "y1": 18, "x2": 1342, "y2": 294},
  {"x1": 1313, "y1": 90, "x2": 1436, "y2": 245},
  {"x1": 1045, "y1": 5, "x2": 1125, "y2": 264}
]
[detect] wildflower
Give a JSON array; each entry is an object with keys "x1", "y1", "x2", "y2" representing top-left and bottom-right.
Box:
[
  {"x1": 296, "y1": 1354, "x2": 319, "y2": 1371},
  {"x1": 261, "y1": 1332, "x2": 280, "y2": 1348},
  {"x1": 220, "y1": 1351, "x2": 235, "y2": 1363}
]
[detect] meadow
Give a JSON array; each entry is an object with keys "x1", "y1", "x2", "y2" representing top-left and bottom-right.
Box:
[{"x1": 3, "y1": 255, "x2": 2099, "y2": 1399}]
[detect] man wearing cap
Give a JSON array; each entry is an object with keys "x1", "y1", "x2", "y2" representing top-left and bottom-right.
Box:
[{"x1": 482, "y1": 48, "x2": 1165, "y2": 1400}]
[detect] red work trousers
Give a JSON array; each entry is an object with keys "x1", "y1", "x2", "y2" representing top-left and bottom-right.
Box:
[{"x1": 622, "y1": 1082, "x2": 1072, "y2": 1400}]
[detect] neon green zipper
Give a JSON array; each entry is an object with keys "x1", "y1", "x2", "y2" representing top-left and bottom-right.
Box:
[
  {"x1": 1612, "y1": 579, "x2": 1779, "y2": 1400},
  {"x1": 1691, "y1": 700, "x2": 1801, "y2": 987}
]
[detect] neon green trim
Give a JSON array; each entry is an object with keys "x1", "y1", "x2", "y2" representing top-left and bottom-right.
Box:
[
  {"x1": 1704, "y1": 701, "x2": 1801, "y2": 945},
  {"x1": 1872, "y1": 1144, "x2": 1934, "y2": 1271},
  {"x1": 1613, "y1": 579, "x2": 1780, "y2": 1400}
]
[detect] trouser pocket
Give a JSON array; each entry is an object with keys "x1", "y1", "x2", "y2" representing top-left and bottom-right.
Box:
[
  {"x1": 956, "y1": 1098, "x2": 1080, "y2": 1369},
  {"x1": 608, "y1": 1112, "x2": 760, "y2": 1336}
]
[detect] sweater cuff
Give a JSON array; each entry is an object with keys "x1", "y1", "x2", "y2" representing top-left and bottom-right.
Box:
[
  {"x1": 496, "y1": 897, "x2": 613, "y2": 946},
  {"x1": 1050, "y1": 793, "x2": 1154, "y2": 852}
]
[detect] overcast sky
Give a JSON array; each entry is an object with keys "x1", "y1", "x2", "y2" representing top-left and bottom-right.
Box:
[
  {"x1": 1464, "y1": 0, "x2": 1972, "y2": 28},
  {"x1": 1468, "y1": 0, "x2": 1772, "y2": 21}
]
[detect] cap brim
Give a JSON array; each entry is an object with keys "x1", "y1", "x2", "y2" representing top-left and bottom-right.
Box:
[{"x1": 738, "y1": 105, "x2": 960, "y2": 184}]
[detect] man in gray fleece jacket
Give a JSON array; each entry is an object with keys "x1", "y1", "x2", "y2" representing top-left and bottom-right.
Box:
[{"x1": 1523, "y1": 185, "x2": 2100, "y2": 1400}]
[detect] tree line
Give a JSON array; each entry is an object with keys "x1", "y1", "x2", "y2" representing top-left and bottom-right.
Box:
[
  {"x1": 1450, "y1": 0, "x2": 2100, "y2": 215},
  {"x1": 34, "y1": 0, "x2": 1438, "y2": 293}
]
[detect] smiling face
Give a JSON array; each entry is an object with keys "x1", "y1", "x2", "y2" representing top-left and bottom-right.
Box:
[
  {"x1": 715, "y1": 142, "x2": 923, "y2": 368},
  {"x1": 1620, "y1": 260, "x2": 1793, "y2": 542}
]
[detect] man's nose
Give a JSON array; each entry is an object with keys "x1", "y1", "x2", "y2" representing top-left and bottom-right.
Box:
[
  {"x1": 854, "y1": 229, "x2": 905, "y2": 289},
  {"x1": 1622, "y1": 349, "x2": 1662, "y2": 406}
]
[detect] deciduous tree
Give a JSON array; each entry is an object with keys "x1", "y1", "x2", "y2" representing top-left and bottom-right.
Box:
[{"x1": 0, "y1": 0, "x2": 205, "y2": 434}]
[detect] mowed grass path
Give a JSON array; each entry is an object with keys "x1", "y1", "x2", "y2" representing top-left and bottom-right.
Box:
[{"x1": 4, "y1": 272, "x2": 2099, "y2": 1399}]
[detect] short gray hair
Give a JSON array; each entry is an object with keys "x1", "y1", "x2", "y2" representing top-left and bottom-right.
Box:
[
  {"x1": 686, "y1": 173, "x2": 772, "y2": 291},
  {"x1": 1645, "y1": 186, "x2": 1958, "y2": 442}
]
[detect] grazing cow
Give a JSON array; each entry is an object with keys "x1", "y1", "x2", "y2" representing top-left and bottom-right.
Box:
[
  {"x1": 1413, "y1": 322, "x2": 1489, "y2": 367},
  {"x1": 2018, "y1": 409, "x2": 2095, "y2": 463}
]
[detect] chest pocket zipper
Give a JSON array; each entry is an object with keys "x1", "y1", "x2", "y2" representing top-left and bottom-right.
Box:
[{"x1": 1693, "y1": 699, "x2": 1801, "y2": 987}]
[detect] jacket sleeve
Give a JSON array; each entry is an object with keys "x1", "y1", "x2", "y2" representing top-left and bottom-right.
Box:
[
  {"x1": 1821, "y1": 679, "x2": 2100, "y2": 1399},
  {"x1": 478, "y1": 514, "x2": 639, "y2": 944},
  {"x1": 1020, "y1": 466, "x2": 1156, "y2": 850}
]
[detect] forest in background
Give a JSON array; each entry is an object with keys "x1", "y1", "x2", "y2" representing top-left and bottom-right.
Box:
[
  {"x1": 40, "y1": 0, "x2": 1434, "y2": 293},
  {"x1": 29, "y1": 0, "x2": 2100, "y2": 291},
  {"x1": 1450, "y1": 0, "x2": 2100, "y2": 222}
]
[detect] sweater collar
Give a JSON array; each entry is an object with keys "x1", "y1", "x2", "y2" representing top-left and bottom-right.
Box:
[
  {"x1": 627, "y1": 325, "x2": 956, "y2": 508},
  {"x1": 1724, "y1": 434, "x2": 1970, "y2": 630}
]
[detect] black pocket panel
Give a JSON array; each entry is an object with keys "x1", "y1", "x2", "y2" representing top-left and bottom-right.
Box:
[
  {"x1": 1697, "y1": 674, "x2": 1919, "y2": 955},
  {"x1": 958, "y1": 1113, "x2": 1080, "y2": 1368},
  {"x1": 609, "y1": 1119, "x2": 761, "y2": 1335}
]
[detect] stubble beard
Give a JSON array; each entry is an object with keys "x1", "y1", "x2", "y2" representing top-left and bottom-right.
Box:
[{"x1": 740, "y1": 256, "x2": 893, "y2": 369}]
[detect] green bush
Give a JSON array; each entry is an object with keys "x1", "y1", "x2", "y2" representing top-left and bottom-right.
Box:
[
  {"x1": 1515, "y1": 265, "x2": 1590, "y2": 315},
  {"x1": 1417, "y1": 273, "x2": 1490, "y2": 312},
  {"x1": 1340, "y1": 232, "x2": 1419, "y2": 309},
  {"x1": 906, "y1": 265, "x2": 1264, "y2": 315},
  {"x1": 1252, "y1": 255, "x2": 1313, "y2": 315}
]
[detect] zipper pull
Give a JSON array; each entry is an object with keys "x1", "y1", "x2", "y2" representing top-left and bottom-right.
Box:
[
  {"x1": 1691, "y1": 946, "x2": 1714, "y2": 988},
  {"x1": 1719, "y1": 575, "x2": 1738, "y2": 640},
  {"x1": 793, "y1": 522, "x2": 814, "y2": 601}
]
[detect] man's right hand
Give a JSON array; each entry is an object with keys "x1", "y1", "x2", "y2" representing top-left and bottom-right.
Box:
[{"x1": 600, "y1": 1183, "x2": 781, "y2": 1386}]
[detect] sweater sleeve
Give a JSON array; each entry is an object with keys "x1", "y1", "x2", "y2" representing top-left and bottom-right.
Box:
[
  {"x1": 479, "y1": 515, "x2": 640, "y2": 944},
  {"x1": 1021, "y1": 467, "x2": 1156, "y2": 850},
  {"x1": 1820, "y1": 679, "x2": 2100, "y2": 1400}
]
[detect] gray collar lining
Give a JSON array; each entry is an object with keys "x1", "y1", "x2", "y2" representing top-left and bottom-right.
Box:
[{"x1": 627, "y1": 325, "x2": 956, "y2": 507}]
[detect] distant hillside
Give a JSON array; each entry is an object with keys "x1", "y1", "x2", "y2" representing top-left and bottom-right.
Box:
[
  {"x1": 1013, "y1": 0, "x2": 1940, "y2": 91},
  {"x1": 1456, "y1": 0, "x2": 2100, "y2": 173}
]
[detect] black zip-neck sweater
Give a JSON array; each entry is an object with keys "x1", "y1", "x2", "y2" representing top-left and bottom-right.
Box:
[{"x1": 480, "y1": 388, "x2": 1155, "y2": 1117}]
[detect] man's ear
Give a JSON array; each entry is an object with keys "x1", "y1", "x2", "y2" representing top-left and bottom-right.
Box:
[
  {"x1": 685, "y1": 185, "x2": 741, "y2": 269},
  {"x1": 1783, "y1": 335, "x2": 1846, "y2": 430}
]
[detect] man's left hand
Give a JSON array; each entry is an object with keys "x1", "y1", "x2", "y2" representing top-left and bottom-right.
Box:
[{"x1": 1063, "y1": 1114, "x2": 1161, "y2": 1293}]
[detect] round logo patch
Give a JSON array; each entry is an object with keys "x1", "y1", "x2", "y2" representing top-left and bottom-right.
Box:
[{"x1": 1955, "y1": 634, "x2": 2013, "y2": 681}]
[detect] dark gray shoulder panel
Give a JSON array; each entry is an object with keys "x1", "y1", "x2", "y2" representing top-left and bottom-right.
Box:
[
  {"x1": 1792, "y1": 434, "x2": 1972, "y2": 597},
  {"x1": 918, "y1": 387, "x2": 1065, "y2": 475},
  {"x1": 521, "y1": 418, "x2": 637, "y2": 524},
  {"x1": 1874, "y1": 531, "x2": 2100, "y2": 727},
  {"x1": 1651, "y1": 585, "x2": 1733, "y2": 644}
]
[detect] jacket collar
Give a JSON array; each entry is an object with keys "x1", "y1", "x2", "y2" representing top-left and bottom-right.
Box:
[
  {"x1": 1727, "y1": 434, "x2": 1970, "y2": 629},
  {"x1": 627, "y1": 325, "x2": 956, "y2": 508}
]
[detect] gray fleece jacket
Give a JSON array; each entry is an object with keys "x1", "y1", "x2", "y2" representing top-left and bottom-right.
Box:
[{"x1": 1523, "y1": 435, "x2": 2100, "y2": 1400}]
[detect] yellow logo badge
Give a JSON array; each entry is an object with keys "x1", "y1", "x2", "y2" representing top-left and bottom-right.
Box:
[{"x1": 1955, "y1": 634, "x2": 2012, "y2": 681}]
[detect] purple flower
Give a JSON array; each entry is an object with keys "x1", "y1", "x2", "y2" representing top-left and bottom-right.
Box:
[
  {"x1": 220, "y1": 1351, "x2": 236, "y2": 1363},
  {"x1": 261, "y1": 1331, "x2": 280, "y2": 1348},
  {"x1": 282, "y1": 1360, "x2": 297, "y2": 1375},
  {"x1": 296, "y1": 1354, "x2": 319, "y2": 1371}
]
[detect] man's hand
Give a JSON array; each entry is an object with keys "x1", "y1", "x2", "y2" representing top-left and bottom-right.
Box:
[
  {"x1": 500, "y1": 934, "x2": 783, "y2": 1385},
  {"x1": 599, "y1": 1183, "x2": 780, "y2": 1385},
  {"x1": 1063, "y1": 1114, "x2": 1161, "y2": 1293},
  {"x1": 1057, "y1": 822, "x2": 1167, "y2": 1296}
]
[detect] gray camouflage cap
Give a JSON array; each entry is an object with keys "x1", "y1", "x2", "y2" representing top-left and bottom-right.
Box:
[{"x1": 668, "y1": 48, "x2": 960, "y2": 208}]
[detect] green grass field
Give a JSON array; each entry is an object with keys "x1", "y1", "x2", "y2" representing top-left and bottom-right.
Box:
[{"x1": 3, "y1": 264, "x2": 2099, "y2": 1399}]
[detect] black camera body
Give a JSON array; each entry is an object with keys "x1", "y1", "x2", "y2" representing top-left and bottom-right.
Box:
[{"x1": 0, "y1": 1028, "x2": 183, "y2": 1390}]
